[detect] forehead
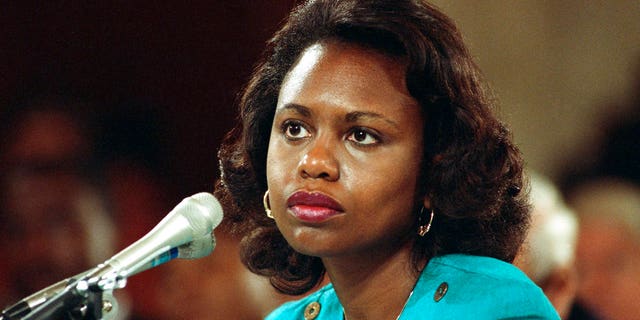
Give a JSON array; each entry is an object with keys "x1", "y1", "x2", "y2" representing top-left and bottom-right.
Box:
[
  {"x1": 6, "y1": 110, "x2": 88, "y2": 162},
  {"x1": 278, "y1": 41, "x2": 417, "y2": 114}
]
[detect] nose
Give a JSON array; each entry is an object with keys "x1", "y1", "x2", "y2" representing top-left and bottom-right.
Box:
[{"x1": 297, "y1": 137, "x2": 339, "y2": 181}]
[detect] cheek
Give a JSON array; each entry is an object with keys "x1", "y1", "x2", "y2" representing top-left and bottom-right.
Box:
[
  {"x1": 378, "y1": 170, "x2": 420, "y2": 209},
  {"x1": 266, "y1": 137, "x2": 279, "y2": 181},
  {"x1": 377, "y1": 146, "x2": 422, "y2": 189},
  {"x1": 266, "y1": 137, "x2": 293, "y2": 189},
  {"x1": 348, "y1": 150, "x2": 422, "y2": 214}
]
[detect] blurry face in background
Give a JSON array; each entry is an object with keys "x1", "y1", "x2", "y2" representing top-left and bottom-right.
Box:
[
  {"x1": 575, "y1": 216, "x2": 640, "y2": 320},
  {"x1": 1, "y1": 110, "x2": 91, "y2": 295}
]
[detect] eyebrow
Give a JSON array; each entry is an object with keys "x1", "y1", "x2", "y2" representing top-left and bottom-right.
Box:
[
  {"x1": 279, "y1": 103, "x2": 312, "y2": 117},
  {"x1": 345, "y1": 111, "x2": 399, "y2": 128},
  {"x1": 278, "y1": 103, "x2": 399, "y2": 128}
]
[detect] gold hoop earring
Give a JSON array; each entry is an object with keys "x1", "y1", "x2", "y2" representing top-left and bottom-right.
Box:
[
  {"x1": 263, "y1": 190, "x2": 274, "y2": 219},
  {"x1": 418, "y1": 207, "x2": 434, "y2": 237}
]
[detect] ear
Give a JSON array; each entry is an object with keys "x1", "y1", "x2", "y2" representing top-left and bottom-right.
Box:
[{"x1": 422, "y1": 195, "x2": 431, "y2": 209}]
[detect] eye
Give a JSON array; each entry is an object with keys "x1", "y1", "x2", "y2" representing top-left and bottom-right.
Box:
[
  {"x1": 281, "y1": 120, "x2": 311, "y2": 140},
  {"x1": 347, "y1": 128, "x2": 380, "y2": 146}
]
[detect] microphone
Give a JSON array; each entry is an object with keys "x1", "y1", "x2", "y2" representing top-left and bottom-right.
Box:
[
  {"x1": 84, "y1": 192, "x2": 223, "y2": 281},
  {"x1": 1, "y1": 192, "x2": 223, "y2": 320}
]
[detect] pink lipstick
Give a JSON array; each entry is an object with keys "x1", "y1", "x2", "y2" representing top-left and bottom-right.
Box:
[{"x1": 287, "y1": 191, "x2": 344, "y2": 223}]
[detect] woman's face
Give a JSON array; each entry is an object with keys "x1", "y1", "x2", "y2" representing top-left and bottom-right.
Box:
[{"x1": 266, "y1": 41, "x2": 425, "y2": 259}]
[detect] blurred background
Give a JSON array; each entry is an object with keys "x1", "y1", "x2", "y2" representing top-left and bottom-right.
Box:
[{"x1": 0, "y1": 1, "x2": 638, "y2": 319}]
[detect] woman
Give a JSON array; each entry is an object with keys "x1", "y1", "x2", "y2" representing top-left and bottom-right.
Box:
[{"x1": 215, "y1": 0, "x2": 559, "y2": 319}]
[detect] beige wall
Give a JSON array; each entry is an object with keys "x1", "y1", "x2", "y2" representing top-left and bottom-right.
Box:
[{"x1": 430, "y1": 1, "x2": 640, "y2": 179}]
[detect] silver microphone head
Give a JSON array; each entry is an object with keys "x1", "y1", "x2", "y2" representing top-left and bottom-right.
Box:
[{"x1": 99, "y1": 192, "x2": 224, "y2": 278}]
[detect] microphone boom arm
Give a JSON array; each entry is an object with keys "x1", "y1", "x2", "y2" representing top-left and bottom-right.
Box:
[{"x1": 1, "y1": 192, "x2": 222, "y2": 320}]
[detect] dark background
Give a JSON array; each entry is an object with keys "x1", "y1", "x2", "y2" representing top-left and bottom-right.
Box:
[
  {"x1": 0, "y1": 2, "x2": 298, "y2": 201},
  {"x1": 2, "y1": 1, "x2": 638, "y2": 204}
]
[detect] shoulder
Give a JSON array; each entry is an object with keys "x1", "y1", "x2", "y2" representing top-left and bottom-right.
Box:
[
  {"x1": 401, "y1": 254, "x2": 560, "y2": 319},
  {"x1": 266, "y1": 283, "x2": 342, "y2": 320}
]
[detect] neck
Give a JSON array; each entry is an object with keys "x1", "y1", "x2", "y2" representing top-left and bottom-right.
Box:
[{"x1": 323, "y1": 240, "x2": 425, "y2": 320}]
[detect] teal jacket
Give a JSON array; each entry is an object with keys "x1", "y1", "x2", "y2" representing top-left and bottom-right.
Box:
[{"x1": 266, "y1": 254, "x2": 559, "y2": 319}]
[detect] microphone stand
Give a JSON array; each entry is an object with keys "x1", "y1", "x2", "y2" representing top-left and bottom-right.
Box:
[
  {"x1": 4, "y1": 247, "x2": 177, "y2": 320},
  {"x1": 3, "y1": 192, "x2": 221, "y2": 320},
  {"x1": 16, "y1": 271, "x2": 125, "y2": 320}
]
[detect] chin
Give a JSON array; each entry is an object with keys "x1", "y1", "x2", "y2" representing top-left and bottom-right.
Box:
[{"x1": 285, "y1": 234, "x2": 338, "y2": 258}]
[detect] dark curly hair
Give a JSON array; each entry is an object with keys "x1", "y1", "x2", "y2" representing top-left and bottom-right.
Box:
[{"x1": 215, "y1": 0, "x2": 529, "y2": 296}]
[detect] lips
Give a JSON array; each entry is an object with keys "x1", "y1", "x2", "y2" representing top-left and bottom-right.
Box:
[{"x1": 286, "y1": 191, "x2": 344, "y2": 223}]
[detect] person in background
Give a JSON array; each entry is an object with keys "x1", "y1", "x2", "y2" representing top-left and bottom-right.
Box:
[
  {"x1": 0, "y1": 94, "x2": 164, "y2": 319},
  {"x1": 0, "y1": 95, "x2": 122, "y2": 317},
  {"x1": 566, "y1": 178, "x2": 640, "y2": 320},
  {"x1": 215, "y1": 0, "x2": 558, "y2": 318},
  {"x1": 0, "y1": 92, "x2": 290, "y2": 320},
  {"x1": 514, "y1": 172, "x2": 583, "y2": 319}
]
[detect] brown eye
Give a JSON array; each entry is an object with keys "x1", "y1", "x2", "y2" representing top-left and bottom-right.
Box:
[
  {"x1": 282, "y1": 120, "x2": 311, "y2": 140},
  {"x1": 288, "y1": 123, "x2": 302, "y2": 136},
  {"x1": 353, "y1": 130, "x2": 367, "y2": 141},
  {"x1": 347, "y1": 128, "x2": 379, "y2": 145}
]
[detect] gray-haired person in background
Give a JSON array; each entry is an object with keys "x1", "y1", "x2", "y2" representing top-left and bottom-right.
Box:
[
  {"x1": 515, "y1": 172, "x2": 580, "y2": 319},
  {"x1": 567, "y1": 178, "x2": 640, "y2": 320}
]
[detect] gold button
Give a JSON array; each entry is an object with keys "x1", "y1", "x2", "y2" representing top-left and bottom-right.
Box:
[
  {"x1": 304, "y1": 301, "x2": 321, "y2": 320},
  {"x1": 433, "y1": 282, "x2": 448, "y2": 302}
]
